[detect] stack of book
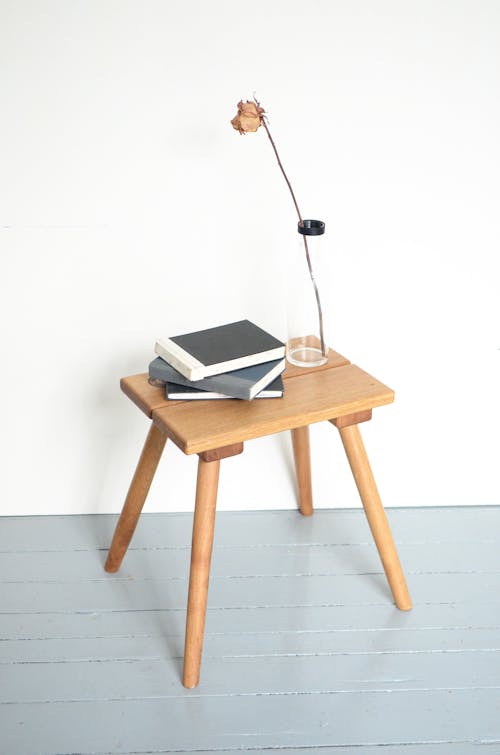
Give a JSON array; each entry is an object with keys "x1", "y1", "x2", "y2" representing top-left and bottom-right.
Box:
[{"x1": 149, "y1": 319, "x2": 287, "y2": 401}]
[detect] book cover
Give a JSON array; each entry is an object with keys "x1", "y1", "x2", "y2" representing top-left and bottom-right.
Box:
[
  {"x1": 154, "y1": 320, "x2": 285, "y2": 381},
  {"x1": 149, "y1": 356, "x2": 285, "y2": 400},
  {"x1": 166, "y1": 375, "x2": 284, "y2": 400}
]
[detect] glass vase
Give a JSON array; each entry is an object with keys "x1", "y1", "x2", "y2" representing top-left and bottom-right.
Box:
[{"x1": 286, "y1": 219, "x2": 329, "y2": 368}]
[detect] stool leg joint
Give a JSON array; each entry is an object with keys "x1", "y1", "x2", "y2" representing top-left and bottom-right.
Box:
[
  {"x1": 198, "y1": 443, "x2": 243, "y2": 462},
  {"x1": 330, "y1": 410, "x2": 372, "y2": 429}
]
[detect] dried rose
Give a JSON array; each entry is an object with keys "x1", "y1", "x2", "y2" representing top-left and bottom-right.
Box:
[
  {"x1": 231, "y1": 96, "x2": 327, "y2": 357},
  {"x1": 231, "y1": 100, "x2": 265, "y2": 134}
]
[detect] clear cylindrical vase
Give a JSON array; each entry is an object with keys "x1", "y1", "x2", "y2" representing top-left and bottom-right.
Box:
[{"x1": 286, "y1": 219, "x2": 329, "y2": 368}]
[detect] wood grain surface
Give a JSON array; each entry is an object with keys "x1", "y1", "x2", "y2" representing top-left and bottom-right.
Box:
[{"x1": 152, "y1": 364, "x2": 394, "y2": 454}]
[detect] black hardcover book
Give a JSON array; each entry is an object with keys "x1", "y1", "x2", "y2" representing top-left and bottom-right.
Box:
[
  {"x1": 149, "y1": 356, "x2": 285, "y2": 401},
  {"x1": 166, "y1": 375, "x2": 284, "y2": 400},
  {"x1": 154, "y1": 320, "x2": 285, "y2": 381}
]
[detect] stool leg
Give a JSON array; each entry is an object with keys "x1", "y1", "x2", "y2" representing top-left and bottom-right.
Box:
[
  {"x1": 291, "y1": 426, "x2": 313, "y2": 516},
  {"x1": 338, "y1": 423, "x2": 412, "y2": 611},
  {"x1": 105, "y1": 423, "x2": 167, "y2": 573},
  {"x1": 183, "y1": 457, "x2": 220, "y2": 688}
]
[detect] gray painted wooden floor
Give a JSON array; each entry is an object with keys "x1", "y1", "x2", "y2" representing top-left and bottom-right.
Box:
[{"x1": 1, "y1": 507, "x2": 500, "y2": 754}]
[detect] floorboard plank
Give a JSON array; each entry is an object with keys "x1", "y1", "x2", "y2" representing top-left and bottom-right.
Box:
[
  {"x1": 2, "y1": 540, "x2": 500, "y2": 582},
  {"x1": 2, "y1": 627, "x2": 499, "y2": 663},
  {"x1": 1, "y1": 507, "x2": 499, "y2": 552},
  {"x1": 2, "y1": 601, "x2": 499, "y2": 639},
  {"x1": 2, "y1": 650, "x2": 500, "y2": 703},
  {"x1": 2, "y1": 572, "x2": 500, "y2": 613}
]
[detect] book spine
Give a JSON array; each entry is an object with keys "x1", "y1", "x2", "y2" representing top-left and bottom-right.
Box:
[{"x1": 154, "y1": 339, "x2": 205, "y2": 381}]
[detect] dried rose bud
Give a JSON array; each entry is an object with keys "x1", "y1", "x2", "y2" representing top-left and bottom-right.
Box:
[{"x1": 231, "y1": 100, "x2": 265, "y2": 134}]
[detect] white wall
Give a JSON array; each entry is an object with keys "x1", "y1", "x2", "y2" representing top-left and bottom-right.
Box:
[{"x1": 1, "y1": 0, "x2": 499, "y2": 516}]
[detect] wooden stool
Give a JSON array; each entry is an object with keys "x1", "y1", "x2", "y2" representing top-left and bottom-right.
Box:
[{"x1": 105, "y1": 350, "x2": 412, "y2": 688}]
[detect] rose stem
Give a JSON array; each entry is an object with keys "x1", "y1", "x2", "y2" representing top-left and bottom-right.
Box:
[{"x1": 259, "y1": 115, "x2": 326, "y2": 357}]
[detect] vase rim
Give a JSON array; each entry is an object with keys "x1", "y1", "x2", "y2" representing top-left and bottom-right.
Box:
[{"x1": 298, "y1": 219, "x2": 325, "y2": 236}]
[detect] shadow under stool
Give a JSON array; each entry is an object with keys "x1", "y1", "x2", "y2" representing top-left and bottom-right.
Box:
[{"x1": 105, "y1": 349, "x2": 412, "y2": 688}]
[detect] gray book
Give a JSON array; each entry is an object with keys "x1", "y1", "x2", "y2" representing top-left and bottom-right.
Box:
[{"x1": 149, "y1": 356, "x2": 285, "y2": 401}]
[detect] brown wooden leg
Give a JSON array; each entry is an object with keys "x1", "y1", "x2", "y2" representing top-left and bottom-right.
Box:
[
  {"x1": 338, "y1": 423, "x2": 412, "y2": 611},
  {"x1": 105, "y1": 423, "x2": 167, "y2": 573},
  {"x1": 291, "y1": 426, "x2": 313, "y2": 516},
  {"x1": 183, "y1": 456, "x2": 220, "y2": 688}
]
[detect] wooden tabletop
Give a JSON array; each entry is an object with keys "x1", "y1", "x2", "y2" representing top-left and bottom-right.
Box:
[{"x1": 120, "y1": 349, "x2": 394, "y2": 456}]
